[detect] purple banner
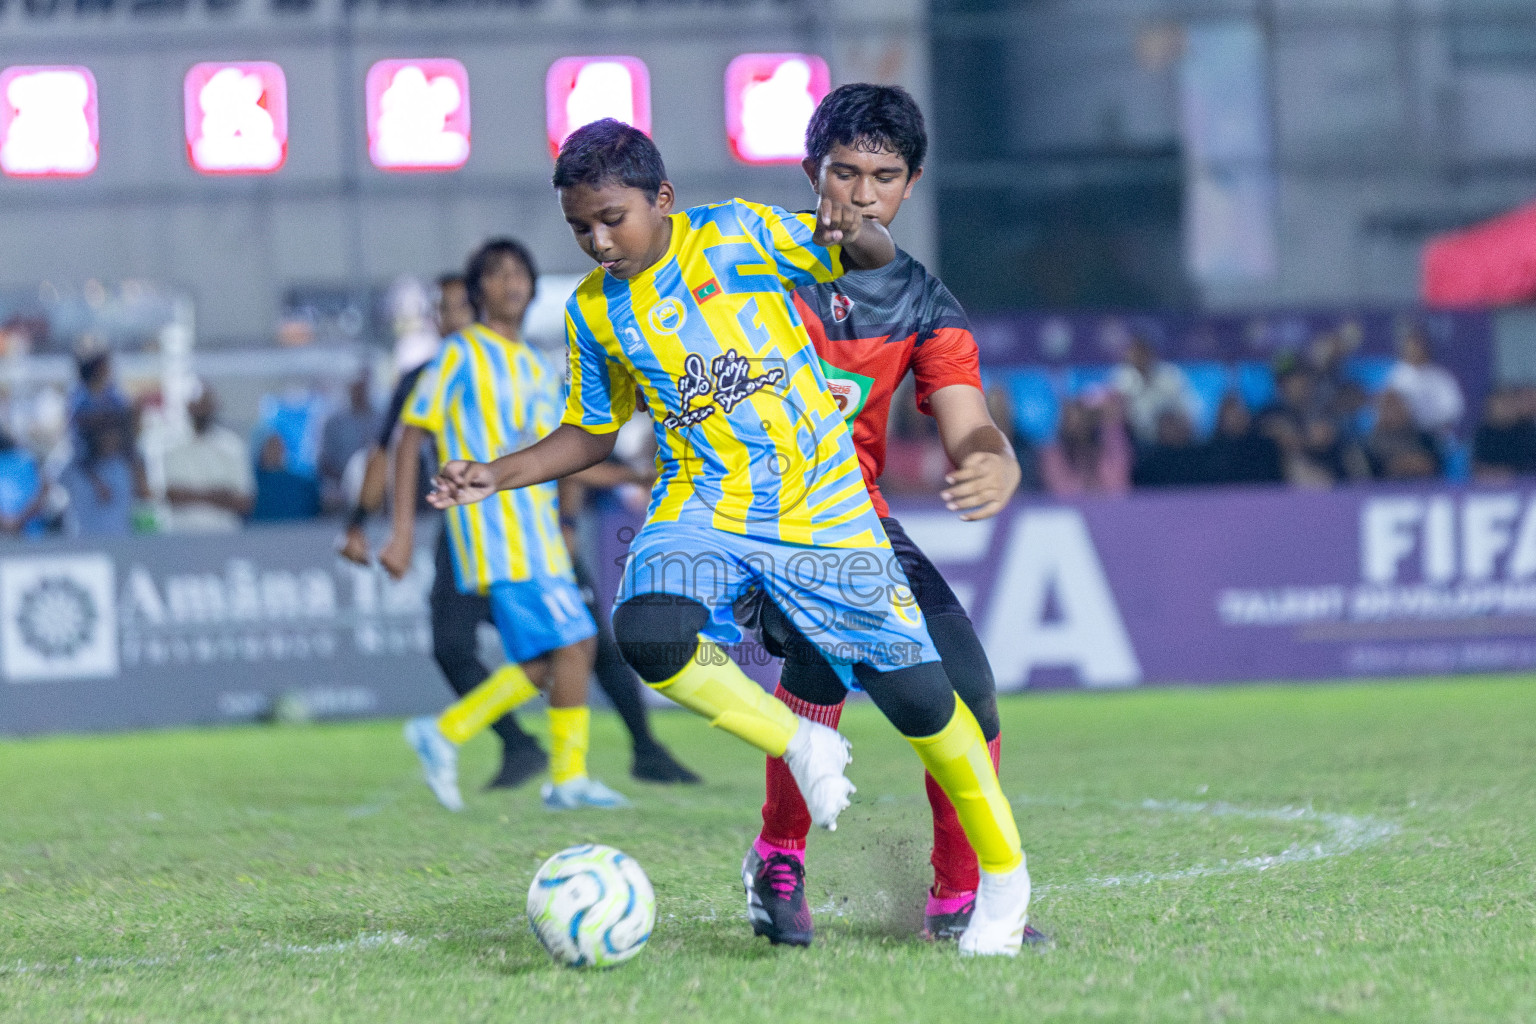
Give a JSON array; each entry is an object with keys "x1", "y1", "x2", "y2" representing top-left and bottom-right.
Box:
[{"x1": 598, "y1": 483, "x2": 1536, "y2": 689}]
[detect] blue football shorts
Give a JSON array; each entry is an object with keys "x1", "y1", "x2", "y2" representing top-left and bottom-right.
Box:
[
  {"x1": 488, "y1": 576, "x2": 598, "y2": 664},
  {"x1": 615, "y1": 520, "x2": 940, "y2": 687}
]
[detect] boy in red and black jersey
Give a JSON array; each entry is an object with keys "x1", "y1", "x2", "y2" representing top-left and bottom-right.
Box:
[
  {"x1": 742, "y1": 84, "x2": 1042, "y2": 946},
  {"x1": 796, "y1": 240, "x2": 983, "y2": 520}
]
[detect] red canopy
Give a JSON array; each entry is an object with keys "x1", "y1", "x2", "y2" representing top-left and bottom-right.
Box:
[{"x1": 1423, "y1": 200, "x2": 1536, "y2": 307}]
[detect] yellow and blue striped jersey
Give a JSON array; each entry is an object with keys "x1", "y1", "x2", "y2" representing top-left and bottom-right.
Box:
[
  {"x1": 562, "y1": 199, "x2": 886, "y2": 549},
  {"x1": 402, "y1": 323, "x2": 574, "y2": 593}
]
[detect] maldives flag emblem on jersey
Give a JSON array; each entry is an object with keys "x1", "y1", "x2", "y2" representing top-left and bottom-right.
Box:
[
  {"x1": 693, "y1": 278, "x2": 721, "y2": 304},
  {"x1": 830, "y1": 292, "x2": 854, "y2": 322}
]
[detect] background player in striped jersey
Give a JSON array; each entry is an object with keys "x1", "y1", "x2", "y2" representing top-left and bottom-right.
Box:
[
  {"x1": 390, "y1": 238, "x2": 627, "y2": 811},
  {"x1": 430, "y1": 119, "x2": 1034, "y2": 955},
  {"x1": 343, "y1": 270, "x2": 699, "y2": 790},
  {"x1": 341, "y1": 275, "x2": 548, "y2": 790},
  {"x1": 741, "y1": 84, "x2": 1045, "y2": 947}
]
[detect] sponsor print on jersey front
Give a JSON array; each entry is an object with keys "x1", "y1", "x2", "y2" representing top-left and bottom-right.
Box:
[{"x1": 819, "y1": 358, "x2": 873, "y2": 422}]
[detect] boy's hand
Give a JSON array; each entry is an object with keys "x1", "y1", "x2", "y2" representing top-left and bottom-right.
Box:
[
  {"x1": 813, "y1": 194, "x2": 866, "y2": 247},
  {"x1": 429, "y1": 460, "x2": 498, "y2": 508},
  {"x1": 940, "y1": 451, "x2": 1021, "y2": 522},
  {"x1": 378, "y1": 533, "x2": 413, "y2": 581}
]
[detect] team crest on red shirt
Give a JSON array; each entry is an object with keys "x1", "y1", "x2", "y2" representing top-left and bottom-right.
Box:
[{"x1": 830, "y1": 292, "x2": 854, "y2": 322}]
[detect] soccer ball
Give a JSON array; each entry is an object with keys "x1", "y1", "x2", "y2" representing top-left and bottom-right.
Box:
[{"x1": 527, "y1": 844, "x2": 656, "y2": 968}]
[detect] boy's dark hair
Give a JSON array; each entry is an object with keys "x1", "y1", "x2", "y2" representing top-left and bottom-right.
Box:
[
  {"x1": 551, "y1": 118, "x2": 667, "y2": 201},
  {"x1": 805, "y1": 83, "x2": 927, "y2": 175},
  {"x1": 464, "y1": 239, "x2": 537, "y2": 317},
  {"x1": 436, "y1": 272, "x2": 466, "y2": 291}
]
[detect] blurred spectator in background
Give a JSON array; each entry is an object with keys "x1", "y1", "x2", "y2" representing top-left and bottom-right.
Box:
[
  {"x1": 1299, "y1": 415, "x2": 1368, "y2": 486},
  {"x1": 1133, "y1": 409, "x2": 1206, "y2": 488},
  {"x1": 1112, "y1": 335, "x2": 1193, "y2": 445},
  {"x1": 68, "y1": 350, "x2": 130, "y2": 456},
  {"x1": 1039, "y1": 395, "x2": 1130, "y2": 497},
  {"x1": 59, "y1": 408, "x2": 143, "y2": 537},
  {"x1": 251, "y1": 434, "x2": 320, "y2": 522},
  {"x1": 1363, "y1": 389, "x2": 1441, "y2": 481},
  {"x1": 18, "y1": 383, "x2": 68, "y2": 460},
  {"x1": 163, "y1": 386, "x2": 254, "y2": 532},
  {"x1": 1305, "y1": 329, "x2": 1349, "y2": 409},
  {"x1": 1386, "y1": 325, "x2": 1464, "y2": 435},
  {"x1": 1259, "y1": 362, "x2": 1361, "y2": 487},
  {"x1": 1204, "y1": 392, "x2": 1284, "y2": 485},
  {"x1": 256, "y1": 385, "x2": 326, "y2": 482},
  {"x1": 436, "y1": 272, "x2": 475, "y2": 338},
  {"x1": 1306, "y1": 331, "x2": 1372, "y2": 440},
  {"x1": 1472, "y1": 386, "x2": 1536, "y2": 481},
  {"x1": 985, "y1": 383, "x2": 1040, "y2": 492},
  {"x1": 0, "y1": 429, "x2": 48, "y2": 536},
  {"x1": 319, "y1": 373, "x2": 380, "y2": 513},
  {"x1": 1331, "y1": 379, "x2": 1372, "y2": 441},
  {"x1": 1260, "y1": 360, "x2": 1323, "y2": 436}
]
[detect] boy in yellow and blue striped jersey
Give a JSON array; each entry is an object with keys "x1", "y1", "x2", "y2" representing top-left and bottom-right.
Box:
[
  {"x1": 429, "y1": 121, "x2": 1031, "y2": 955},
  {"x1": 389, "y1": 238, "x2": 627, "y2": 813}
]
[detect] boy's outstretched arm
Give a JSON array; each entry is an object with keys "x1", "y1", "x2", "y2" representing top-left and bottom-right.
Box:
[
  {"x1": 429, "y1": 423, "x2": 618, "y2": 508},
  {"x1": 930, "y1": 385, "x2": 1021, "y2": 522},
  {"x1": 377, "y1": 425, "x2": 430, "y2": 579},
  {"x1": 813, "y1": 194, "x2": 895, "y2": 270}
]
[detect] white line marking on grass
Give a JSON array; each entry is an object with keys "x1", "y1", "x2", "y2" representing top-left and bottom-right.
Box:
[
  {"x1": 1019, "y1": 796, "x2": 1399, "y2": 895},
  {"x1": 697, "y1": 796, "x2": 1400, "y2": 924},
  {"x1": 0, "y1": 931, "x2": 422, "y2": 978},
  {"x1": 2, "y1": 799, "x2": 1400, "y2": 971}
]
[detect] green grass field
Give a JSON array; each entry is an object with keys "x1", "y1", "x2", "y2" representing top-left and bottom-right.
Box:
[{"x1": 2, "y1": 676, "x2": 1533, "y2": 1023}]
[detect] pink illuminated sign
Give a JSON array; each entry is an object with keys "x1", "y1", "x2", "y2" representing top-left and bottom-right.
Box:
[
  {"x1": 366, "y1": 58, "x2": 471, "y2": 172},
  {"x1": 184, "y1": 62, "x2": 287, "y2": 175},
  {"x1": 546, "y1": 56, "x2": 651, "y2": 158},
  {"x1": 725, "y1": 53, "x2": 830, "y2": 165},
  {"x1": 0, "y1": 66, "x2": 98, "y2": 178}
]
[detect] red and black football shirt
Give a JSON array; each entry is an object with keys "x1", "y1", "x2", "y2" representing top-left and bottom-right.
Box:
[{"x1": 793, "y1": 248, "x2": 983, "y2": 517}]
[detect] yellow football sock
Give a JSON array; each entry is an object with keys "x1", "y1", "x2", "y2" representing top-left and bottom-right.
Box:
[
  {"x1": 648, "y1": 637, "x2": 800, "y2": 757},
  {"x1": 437, "y1": 663, "x2": 539, "y2": 745},
  {"x1": 547, "y1": 705, "x2": 590, "y2": 786},
  {"x1": 907, "y1": 699, "x2": 1024, "y2": 874}
]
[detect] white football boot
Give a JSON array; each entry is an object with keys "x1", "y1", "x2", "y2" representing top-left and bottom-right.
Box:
[
  {"x1": 541, "y1": 776, "x2": 632, "y2": 810},
  {"x1": 781, "y1": 719, "x2": 855, "y2": 830},
  {"x1": 958, "y1": 857, "x2": 1032, "y2": 957},
  {"x1": 404, "y1": 716, "x2": 463, "y2": 812}
]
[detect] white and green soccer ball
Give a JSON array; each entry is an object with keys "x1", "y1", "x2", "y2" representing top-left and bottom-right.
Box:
[{"x1": 527, "y1": 844, "x2": 656, "y2": 968}]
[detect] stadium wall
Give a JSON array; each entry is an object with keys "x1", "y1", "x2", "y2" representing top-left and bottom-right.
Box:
[
  {"x1": 930, "y1": 0, "x2": 1536, "y2": 314},
  {"x1": 0, "y1": 0, "x2": 933, "y2": 348}
]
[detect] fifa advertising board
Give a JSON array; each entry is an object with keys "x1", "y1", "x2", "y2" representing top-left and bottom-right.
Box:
[
  {"x1": 596, "y1": 485, "x2": 1536, "y2": 691},
  {"x1": 8, "y1": 485, "x2": 1536, "y2": 736}
]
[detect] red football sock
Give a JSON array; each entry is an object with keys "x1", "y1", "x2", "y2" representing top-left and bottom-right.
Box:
[
  {"x1": 926, "y1": 732, "x2": 1003, "y2": 897},
  {"x1": 759, "y1": 683, "x2": 845, "y2": 851}
]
